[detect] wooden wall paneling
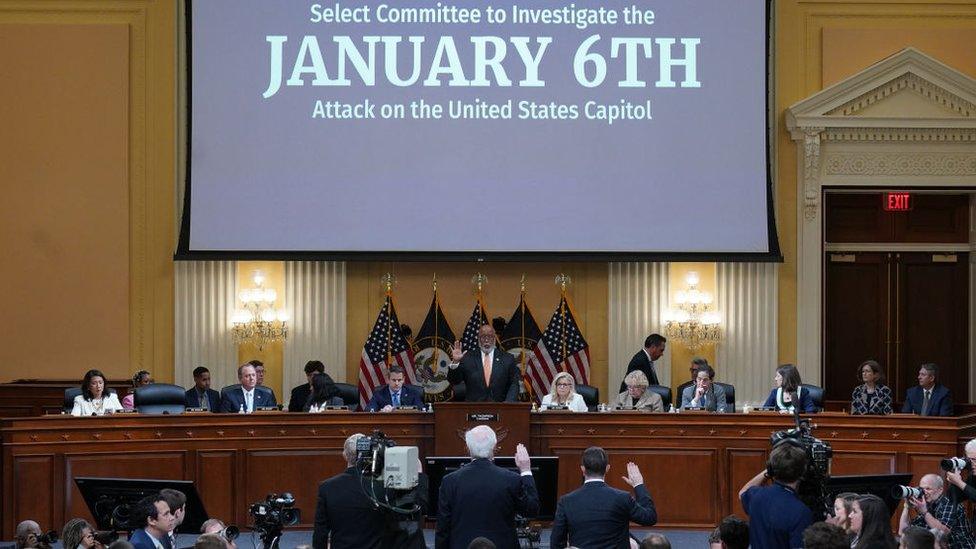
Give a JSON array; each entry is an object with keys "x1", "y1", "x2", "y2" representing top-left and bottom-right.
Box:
[
  {"x1": 195, "y1": 450, "x2": 237, "y2": 528},
  {"x1": 827, "y1": 451, "x2": 897, "y2": 476},
  {"x1": 906, "y1": 453, "x2": 948, "y2": 486},
  {"x1": 727, "y1": 449, "x2": 767, "y2": 518},
  {"x1": 243, "y1": 449, "x2": 346, "y2": 529},
  {"x1": 12, "y1": 455, "x2": 56, "y2": 531},
  {"x1": 63, "y1": 451, "x2": 187, "y2": 525}
]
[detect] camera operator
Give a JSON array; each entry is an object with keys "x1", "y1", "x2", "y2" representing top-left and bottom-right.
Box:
[
  {"x1": 313, "y1": 433, "x2": 427, "y2": 549},
  {"x1": 945, "y1": 439, "x2": 976, "y2": 505},
  {"x1": 738, "y1": 441, "x2": 813, "y2": 549},
  {"x1": 898, "y1": 474, "x2": 975, "y2": 549}
]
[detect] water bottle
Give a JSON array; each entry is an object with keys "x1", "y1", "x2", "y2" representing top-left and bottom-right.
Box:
[{"x1": 238, "y1": 403, "x2": 245, "y2": 414}]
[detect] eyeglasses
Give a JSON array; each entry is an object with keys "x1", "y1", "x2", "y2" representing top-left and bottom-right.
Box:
[{"x1": 556, "y1": 383, "x2": 572, "y2": 387}]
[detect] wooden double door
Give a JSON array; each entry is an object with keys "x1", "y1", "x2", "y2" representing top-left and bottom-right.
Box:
[{"x1": 824, "y1": 251, "x2": 969, "y2": 404}]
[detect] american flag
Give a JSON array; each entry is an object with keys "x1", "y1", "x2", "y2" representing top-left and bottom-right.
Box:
[
  {"x1": 358, "y1": 295, "x2": 417, "y2": 410},
  {"x1": 459, "y1": 297, "x2": 494, "y2": 352},
  {"x1": 526, "y1": 296, "x2": 590, "y2": 401}
]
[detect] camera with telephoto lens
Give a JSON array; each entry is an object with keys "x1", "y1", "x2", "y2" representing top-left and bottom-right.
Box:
[
  {"x1": 219, "y1": 526, "x2": 239, "y2": 542},
  {"x1": 892, "y1": 485, "x2": 924, "y2": 500},
  {"x1": 93, "y1": 531, "x2": 119, "y2": 545},
  {"x1": 37, "y1": 530, "x2": 59, "y2": 545},
  {"x1": 249, "y1": 493, "x2": 300, "y2": 548},
  {"x1": 941, "y1": 457, "x2": 968, "y2": 472}
]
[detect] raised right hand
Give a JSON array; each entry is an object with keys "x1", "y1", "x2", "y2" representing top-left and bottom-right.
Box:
[
  {"x1": 622, "y1": 462, "x2": 644, "y2": 487},
  {"x1": 450, "y1": 340, "x2": 464, "y2": 362}
]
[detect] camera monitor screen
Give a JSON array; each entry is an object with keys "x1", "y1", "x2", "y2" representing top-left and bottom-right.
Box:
[
  {"x1": 182, "y1": 0, "x2": 777, "y2": 260},
  {"x1": 74, "y1": 477, "x2": 209, "y2": 533},
  {"x1": 424, "y1": 456, "x2": 559, "y2": 519},
  {"x1": 825, "y1": 473, "x2": 914, "y2": 518}
]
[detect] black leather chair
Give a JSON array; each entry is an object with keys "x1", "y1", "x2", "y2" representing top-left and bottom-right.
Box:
[
  {"x1": 451, "y1": 383, "x2": 466, "y2": 402},
  {"x1": 335, "y1": 382, "x2": 359, "y2": 410},
  {"x1": 646, "y1": 385, "x2": 672, "y2": 410},
  {"x1": 64, "y1": 387, "x2": 117, "y2": 412},
  {"x1": 674, "y1": 380, "x2": 694, "y2": 405},
  {"x1": 716, "y1": 382, "x2": 736, "y2": 412},
  {"x1": 575, "y1": 384, "x2": 599, "y2": 411},
  {"x1": 135, "y1": 384, "x2": 186, "y2": 414},
  {"x1": 800, "y1": 383, "x2": 825, "y2": 412}
]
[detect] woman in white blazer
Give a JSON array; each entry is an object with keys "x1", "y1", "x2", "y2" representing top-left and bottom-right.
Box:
[
  {"x1": 71, "y1": 369, "x2": 124, "y2": 416},
  {"x1": 541, "y1": 371, "x2": 588, "y2": 412}
]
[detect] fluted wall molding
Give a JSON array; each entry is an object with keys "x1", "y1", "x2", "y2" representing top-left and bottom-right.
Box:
[
  {"x1": 608, "y1": 263, "x2": 671, "y2": 396},
  {"x1": 174, "y1": 261, "x2": 239, "y2": 391},
  {"x1": 282, "y1": 262, "x2": 347, "y2": 398},
  {"x1": 715, "y1": 262, "x2": 778, "y2": 407}
]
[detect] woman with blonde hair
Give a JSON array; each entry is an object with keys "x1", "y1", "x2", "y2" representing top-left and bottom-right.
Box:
[
  {"x1": 614, "y1": 370, "x2": 664, "y2": 411},
  {"x1": 541, "y1": 372, "x2": 587, "y2": 412}
]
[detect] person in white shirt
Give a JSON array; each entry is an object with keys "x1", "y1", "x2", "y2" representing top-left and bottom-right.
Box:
[
  {"x1": 219, "y1": 364, "x2": 276, "y2": 412},
  {"x1": 541, "y1": 372, "x2": 588, "y2": 412},
  {"x1": 71, "y1": 369, "x2": 124, "y2": 416}
]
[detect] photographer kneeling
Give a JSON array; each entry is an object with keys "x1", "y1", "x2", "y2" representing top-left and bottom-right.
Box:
[
  {"x1": 312, "y1": 433, "x2": 427, "y2": 549},
  {"x1": 898, "y1": 474, "x2": 975, "y2": 548}
]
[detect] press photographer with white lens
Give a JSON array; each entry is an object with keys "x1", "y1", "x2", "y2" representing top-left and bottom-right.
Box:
[
  {"x1": 945, "y1": 439, "x2": 976, "y2": 504},
  {"x1": 897, "y1": 474, "x2": 975, "y2": 548}
]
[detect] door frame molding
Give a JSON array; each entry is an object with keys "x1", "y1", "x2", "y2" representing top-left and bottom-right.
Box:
[{"x1": 786, "y1": 48, "x2": 976, "y2": 390}]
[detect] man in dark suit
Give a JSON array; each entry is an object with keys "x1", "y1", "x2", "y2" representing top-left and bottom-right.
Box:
[
  {"x1": 365, "y1": 365, "x2": 425, "y2": 412},
  {"x1": 128, "y1": 493, "x2": 175, "y2": 549},
  {"x1": 902, "y1": 363, "x2": 953, "y2": 416},
  {"x1": 620, "y1": 334, "x2": 666, "y2": 393},
  {"x1": 312, "y1": 433, "x2": 427, "y2": 549},
  {"x1": 550, "y1": 446, "x2": 657, "y2": 549},
  {"x1": 219, "y1": 363, "x2": 277, "y2": 413},
  {"x1": 447, "y1": 325, "x2": 520, "y2": 402},
  {"x1": 436, "y1": 425, "x2": 539, "y2": 549},
  {"x1": 184, "y1": 366, "x2": 220, "y2": 411},
  {"x1": 288, "y1": 360, "x2": 327, "y2": 412}
]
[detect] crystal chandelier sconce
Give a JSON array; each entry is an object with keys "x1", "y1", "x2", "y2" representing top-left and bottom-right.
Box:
[
  {"x1": 231, "y1": 270, "x2": 288, "y2": 349},
  {"x1": 663, "y1": 271, "x2": 721, "y2": 351}
]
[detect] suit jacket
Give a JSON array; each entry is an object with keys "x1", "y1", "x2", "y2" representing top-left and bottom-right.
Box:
[
  {"x1": 680, "y1": 384, "x2": 729, "y2": 412},
  {"x1": 218, "y1": 386, "x2": 276, "y2": 413},
  {"x1": 435, "y1": 458, "x2": 540, "y2": 549},
  {"x1": 313, "y1": 466, "x2": 428, "y2": 549},
  {"x1": 365, "y1": 383, "x2": 425, "y2": 412},
  {"x1": 550, "y1": 480, "x2": 657, "y2": 549},
  {"x1": 71, "y1": 393, "x2": 124, "y2": 416},
  {"x1": 289, "y1": 383, "x2": 312, "y2": 412},
  {"x1": 619, "y1": 350, "x2": 659, "y2": 393},
  {"x1": 129, "y1": 528, "x2": 171, "y2": 549},
  {"x1": 613, "y1": 390, "x2": 663, "y2": 412},
  {"x1": 184, "y1": 387, "x2": 220, "y2": 411},
  {"x1": 447, "y1": 348, "x2": 520, "y2": 402},
  {"x1": 762, "y1": 387, "x2": 816, "y2": 413},
  {"x1": 902, "y1": 384, "x2": 953, "y2": 416}
]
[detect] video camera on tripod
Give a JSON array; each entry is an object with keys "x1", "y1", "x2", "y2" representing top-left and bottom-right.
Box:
[
  {"x1": 356, "y1": 430, "x2": 419, "y2": 490},
  {"x1": 248, "y1": 493, "x2": 300, "y2": 549},
  {"x1": 769, "y1": 399, "x2": 833, "y2": 521}
]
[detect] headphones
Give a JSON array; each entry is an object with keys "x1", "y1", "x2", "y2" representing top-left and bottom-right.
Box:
[{"x1": 766, "y1": 437, "x2": 806, "y2": 480}]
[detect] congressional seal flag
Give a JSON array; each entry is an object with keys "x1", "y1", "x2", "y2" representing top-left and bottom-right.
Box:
[
  {"x1": 413, "y1": 287, "x2": 457, "y2": 401},
  {"x1": 358, "y1": 293, "x2": 417, "y2": 410},
  {"x1": 500, "y1": 291, "x2": 543, "y2": 401},
  {"x1": 526, "y1": 295, "x2": 591, "y2": 401}
]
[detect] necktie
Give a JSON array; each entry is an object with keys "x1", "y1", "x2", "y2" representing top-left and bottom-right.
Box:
[
  {"x1": 199, "y1": 390, "x2": 209, "y2": 410},
  {"x1": 245, "y1": 391, "x2": 253, "y2": 412},
  {"x1": 921, "y1": 389, "x2": 931, "y2": 415},
  {"x1": 392, "y1": 391, "x2": 400, "y2": 407},
  {"x1": 483, "y1": 352, "x2": 492, "y2": 385}
]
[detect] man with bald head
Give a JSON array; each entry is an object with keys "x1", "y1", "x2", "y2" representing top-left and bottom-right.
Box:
[
  {"x1": 898, "y1": 473, "x2": 975, "y2": 548},
  {"x1": 219, "y1": 363, "x2": 276, "y2": 413},
  {"x1": 447, "y1": 325, "x2": 520, "y2": 402},
  {"x1": 436, "y1": 425, "x2": 539, "y2": 549}
]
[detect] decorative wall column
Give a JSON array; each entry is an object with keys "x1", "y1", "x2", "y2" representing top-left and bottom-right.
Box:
[
  {"x1": 796, "y1": 128, "x2": 825, "y2": 386},
  {"x1": 174, "y1": 261, "x2": 238, "y2": 390},
  {"x1": 608, "y1": 263, "x2": 670, "y2": 392},
  {"x1": 715, "y1": 262, "x2": 779, "y2": 406},
  {"x1": 282, "y1": 261, "x2": 347, "y2": 395}
]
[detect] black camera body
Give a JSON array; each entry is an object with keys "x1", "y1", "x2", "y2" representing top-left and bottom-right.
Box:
[
  {"x1": 36, "y1": 530, "x2": 59, "y2": 545},
  {"x1": 356, "y1": 430, "x2": 397, "y2": 478},
  {"x1": 248, "y1": 493, "x2": 300, "y2": 548},
  {"x1": 770, "y1": 417, "x2": 833, "y2": 521}
]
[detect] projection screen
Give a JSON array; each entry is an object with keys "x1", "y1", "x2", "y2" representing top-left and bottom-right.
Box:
[{"x1": 179, "y1": 0, "x2": 779, "y2": 260}]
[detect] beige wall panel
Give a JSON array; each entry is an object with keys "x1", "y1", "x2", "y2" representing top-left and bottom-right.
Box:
[{"x1": 0, "y1": 23, "x2": 130, "y2": 379}]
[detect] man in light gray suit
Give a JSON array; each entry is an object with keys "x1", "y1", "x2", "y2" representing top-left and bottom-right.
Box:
[{"x1": 680, "y1": 364, "x2": 729, "y2": 412}]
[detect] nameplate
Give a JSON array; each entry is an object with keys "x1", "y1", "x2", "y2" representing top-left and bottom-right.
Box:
[
  {"x1": 254, "y1": 406, "x2": 280, "y2": 412},
  {"x1": 393, "y1": 406, "x2": 418, "y2": 411},
  {"x1": 324, "y1": 405, "x2": 349, "y2": 411},
  {"x1": 185, "y1": 407, "x2": 208, "y2": 413},
  {"x1": 467, "y1": 413, "x2": 498, "y2": 422},
  {"x1": 614, "y1": 405, "x2": 635, "y2": 411},
  {"x1": 684, "y1": 406, "x2": 705, "y2": 411},
  {"x1": 542, "y1": 405, "x2": 569, "y2": 411},
  {"x1": 755, "y1": 406, "x2": 778, "y2": 412}
]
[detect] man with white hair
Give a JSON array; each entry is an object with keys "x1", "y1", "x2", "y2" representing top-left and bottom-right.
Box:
[
  {"x1": 313, "y1": 433, "x2": 427, "y2": 549},
  {"x1": 435, "y1": 425, "x2": 539, "y2": 549},
  {"x1": 14, "y1": 520, "x2": 42, "y2": 549},
  {"x1": 898, "y1": 473, "x2": 975, "y2": 548},
  {"x1": 947, "y1": 438, "x2": 976, "y2": 504}
]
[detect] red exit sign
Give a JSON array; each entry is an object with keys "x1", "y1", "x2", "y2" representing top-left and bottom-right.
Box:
[{"x1": 883, "y1": 192, "x2": 912, "y2": 211}]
